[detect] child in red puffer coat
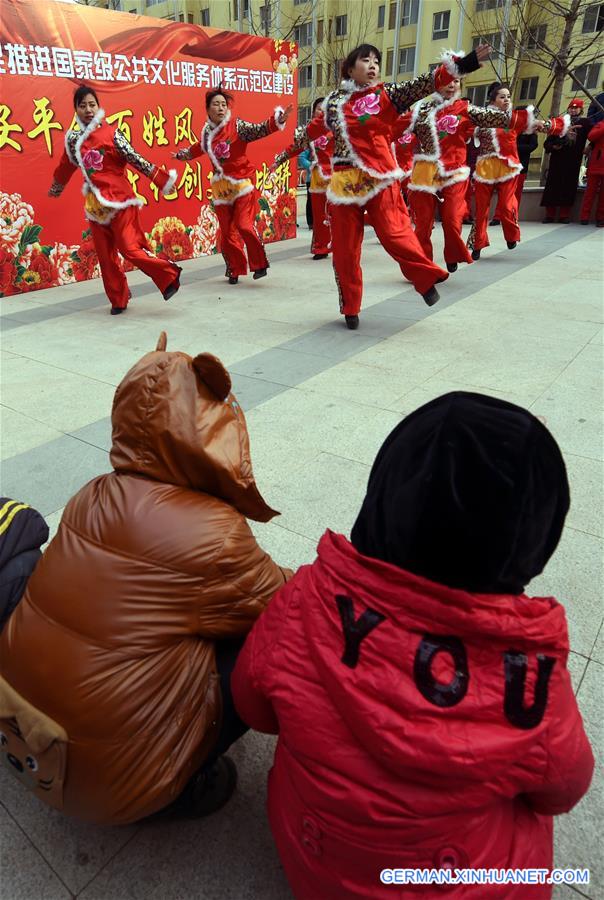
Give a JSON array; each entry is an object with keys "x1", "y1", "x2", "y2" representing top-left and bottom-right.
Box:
[{"x1": 233, "y1": 391, "x2": 594, "y2": 900}]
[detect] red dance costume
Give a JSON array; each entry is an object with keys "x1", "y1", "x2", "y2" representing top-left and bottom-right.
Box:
[
  {"x1": 275, "y1": 51, "x2": 483, "y2": 317},
  {"x1": 183, "y1": 108, "x2": 286, "y2": 278},
  {"x1": 470, "y1": 107, "x2": 569, "y2": 253},
  {"x1": 51, "y1": 110, "x2": 180, "y2": 310},
  {"x1": 392, "y1": 110, "x2": 417, "y2": 205},
  {"x1": 407, "y1": 76, "x2": 510, "y2": 267},
  {"x1": 307, "y1": 135, "x2": 333, "y2": 256},
  {"x1": 580, "y1": 120, "x2": 604, "y2": 224}
]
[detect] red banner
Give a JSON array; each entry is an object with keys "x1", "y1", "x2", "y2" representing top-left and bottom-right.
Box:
[{"x1": 0, "y1": 0, "x2": 299, "y2": 297}]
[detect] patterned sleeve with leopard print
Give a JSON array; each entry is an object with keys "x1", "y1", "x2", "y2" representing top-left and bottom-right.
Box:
[
  {"x1": 113, "y1": 129, "x2": 155, "y2": 177},
  {"x1": 468, "y1": 105, "x2": 511, "y2": 128},
  {"x1": 236, "y1": 118, "x2": 272, "y2": 142}
]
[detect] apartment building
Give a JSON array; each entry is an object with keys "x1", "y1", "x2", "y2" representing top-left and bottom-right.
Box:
[{"x1": 84, "y1": 0, "x2": 604, "y2": 172}]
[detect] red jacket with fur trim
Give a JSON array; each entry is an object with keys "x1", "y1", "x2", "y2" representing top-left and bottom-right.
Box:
[
  {"x1": 232, "y1": 530, "x2": 594, "y2": 900},
  {"x1": 183, "y1": 108, "x2": 286, "y2": 187},
  {"x1": 50, "y1": 110, "x2": 175, "y2": 225},
  {"x1": 474, "y1": 107, "x2": 570, "y2": 185},
  {"x1": 274, "y1": 51, "x2": 481, "y2": 205},
  {"x1": 392, "y1": 110, "x2": 417, "y2": 178},
  {"x1": 586, "y1": 119, "x2": 604, "y2": 175},
  {"x1": 407, "y1": 97, "x2": 510, "y2": 193}
]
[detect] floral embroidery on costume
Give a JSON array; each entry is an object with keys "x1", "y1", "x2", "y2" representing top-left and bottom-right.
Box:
[
  {"x1": 351, "y1": 91, "x2": 381, "y2": 123},
  {"x1": 213, "y1": 140, "x2": 231, "y2": 160},
  {"x1": 82, "y1": 148, "x2": 105, "y2": 176},
  {"x1": 398, "y1": 133, "x2": 414, "y2": 145},
  {"x1": 436, "y1": 114, "x2": 460, "y2": 137}
]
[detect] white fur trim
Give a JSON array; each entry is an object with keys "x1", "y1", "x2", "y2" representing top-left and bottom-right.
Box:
[
  {"x1": 274, "y1": 106, "x2": 286, "y2": 131},
  {"x1": 326, "y1": 176, "x2": 394, "y2": 206},
  {"x1": 73, "y1": 109, "x2": 144, "y2": 220},
  {"x1": 332, "y1": 88, "x2": 402, "y2": 180},
  {"x1": 408, "y1": 165, "x2": 470, "y2": 194},
  {"x1": 439, "y1": 49, "x2": 465, "y2": 78},
  {"x1": 203, "y1": 109, "x2": 232, "y2": 177},
  {"x1": 211, "y1": 182, "x2": 255, "y2": 205},
  {"x1": 525, "y1": 105, "x2": 536, "y2": 134},
  {"x1": 560, "y1": 113, "x2": 570, "y2": 137},
  {"x1": 162, "y1": 168, "x2": 177, "y2": 196}
]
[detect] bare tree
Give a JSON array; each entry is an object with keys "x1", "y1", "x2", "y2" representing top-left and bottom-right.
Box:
[{"x1": 457, "y1": 0, "x2": 604, "y2": 116}]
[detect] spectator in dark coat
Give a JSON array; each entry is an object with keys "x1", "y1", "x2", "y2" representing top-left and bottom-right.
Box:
[
  {"x1": 541, "y1": 98, "x2": 590, "y2": 222},
  {"x1": 587, "y1": 82, "x2": 604, "y2": 125},
  {"x1": 0, "y1": 499, "x2": 48, "y2": 631}
]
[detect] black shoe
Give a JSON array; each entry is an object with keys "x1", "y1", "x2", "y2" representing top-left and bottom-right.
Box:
[
  {"x1": 506, "y1": 241, "x2": 517, "y2": 250},
  {"x1": 580, "y1": 220, "x2": 589, "y2": 226},
  {"x1": 163, "y1": 265, "x2": 182, "y2": 301},
  {"x1": 542, "y1": 217, "x2": 554, "y2": 224},
  {"x1": 471, "y1": 249, "x2": 481, "y2": 261},
  {"x1": 312, "y1": 253, "x2": 329, "y2": 260},
  {"x1": 558, "y1": 217, "x2": 570, "y2": 224},
  {"x1": 110, "y1": 306, "x2": 126, "y2": 315},
  {"x1": 228, "y1": 276, "x2": 239, "y2": 285},
  {"x1": 462, "y1": 217, "x2": 474, "y2": 225},
  {"x1": 252, "y1": 267, "x2": 268, "y2": 280},
  {"x1": 446, "y1": 262, "x2": 458, "y2": 273},
  {"x1": 597, "y1": 221, "x2": 604, "y2": 227},
  {"x1": 422, "y1": 286, "x2": 440, "y2": 307},
  {"x1": 184, "y1": 756, "x2": 237, "y2": 818},
  {"x1": 489, "y1": 218, "x2": 500, "y2": 226},
  {"x1": 345, "y1": 315, "x2": 359, "y2": 330}
]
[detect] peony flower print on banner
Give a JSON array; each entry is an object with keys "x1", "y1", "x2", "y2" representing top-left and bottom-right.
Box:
[{"x1": 0, "y1": 183, "x2": 296, "y2": 298}]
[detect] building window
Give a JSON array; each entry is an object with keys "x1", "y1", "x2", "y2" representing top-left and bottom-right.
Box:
[
  {"x1": 475, "y1": 0, "x2": 504, "y2": 10},
  {"x1": 398, "y1": 46, "x2": 416, "y2": 73},
  {"x1": 388, "y1": 2, "x2": 397, "y2": 29},
  {"x1": 572, "y1": 62, "x2": 602, "y2": 90},
  {"x1": 526, "y1": 24, "x2": 547, "y2": 48},
  {"x1": 294, "y1": 0, "x2": 308, "y2": 5},
  {"x1": 201, "y1": 7, "x2": 210, "y2": 25},
  {"x1": 233, "y1": 0, "x2": 249, "y2": 18},
  {"x1": 335, "y1": 15, "x2": 347, "y2": 37},
  {"x1": 294, "y1": 22, "x2": 313, "y2": 46},
  {"x1": 260, "y1": 4, "x2": 271, "y2": 31},
  {"x1": 582, "y1": 3, "x2": 604, "y2": 32},
  {"x1": 298, "y1": 105, "x2": 311, "y2": 126},
  {"x1": 378, "y1": 4, "x2": 385, "y2": 28},
  {"x1": 519, "y1": 77, "x2": 539, "y2": 100},
  {"x1": 333, "y1": 59, "x2": 344, "y2": 83},
  {"x1": 402, "y1": 0, "x2": 419, "y2": 26},
  {"x1": 299, "y1": 65, "x2": 312, "y2": 88},
  {"x1": 317, "y1": 19, "x2": 324, "y2": 42},
  {"x1": 472, "y1": 33, "x2": 502, "y2": 55},
  {"x1": 467, "y1": 84, "x2": 489, "y2": 106},
  {"x1": 386, "y1": 49, "x2": 394, "y2": 74},
  {"x1": 432, "y1": 10, "x2": 450, "y2": 40},
  {"x1": 187, "y1": 13, "x2": 193, "y2": 23},
  {"x1": 178, "y1": 12, "x2": 184, "y2": 21},
  {"x1": 317, "y1": 63, "x2": 323, "y2": 85}
]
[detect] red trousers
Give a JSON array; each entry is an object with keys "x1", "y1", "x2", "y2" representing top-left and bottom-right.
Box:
[
  {"x1": 215, "y1": 191, "x2": 268, "y2": 277},
  {"x1": 329, "y1": 183, "x2": 447, "y2": 316},
  {"x1": 473, "y1": 178, "x2": 521, "y2": 251},
  {"x1": 494, "y1": 173, "x2": 526, "y2": 219},
  {"x1": 580, "y1": 173, "x2": 604, "y2": 222},
  {"x1": 545, "y1": 205, "x2": 572, "y2": 219},
  {"x1": 90, "y1": 206, "x2": 179, "y2": 309},
  {"x1": 410, "y1": 180, "x2": 473, "y2": 265},
  {"x1": 310, "y1": 191, "x2": 331, "y2": 255}
]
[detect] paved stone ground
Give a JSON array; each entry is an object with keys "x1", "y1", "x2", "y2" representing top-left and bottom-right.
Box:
[{"x1": 0, "y1": 218, "x2": 602, "y2": 900}]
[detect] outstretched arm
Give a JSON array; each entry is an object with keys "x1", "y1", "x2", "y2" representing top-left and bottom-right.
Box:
[
  {"x1": 237, "y1": 104, "x2": 294, "y2": 142},
  {"x1": 174, "y1": 141, "x2": 203, "y2": 161},
  {"x1": 48, "y1": 147, "x2": 77, "y2": 198},
  {"x1": 384, "y1": 46, "x2": 489, "y2": 116},
  {"x1": 113, "y1": 128, "x2": 176, "y2": 194},
  {"x1": 273, "y1": 109, "x2": 329, "y2": 168}
]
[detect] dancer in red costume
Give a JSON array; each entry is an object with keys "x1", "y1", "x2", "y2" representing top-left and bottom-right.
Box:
[
  {"x1": 175, "y1": 89, "x2": 292, "y2": 285},
  {"x1": 392, "y1": 110, "x2": 417, "y2": 207},
  {"x1": 49, "y1": 86, "x2": 181, "y2": 315},
  {"x1": 406, "y1": 67, "x2": 511, "y2": 273},
  {"x1": 306, "y1": 98, "x2": 333, "y2": 260},
  {"x1": 469, "y1": 83, "x2": 569, "y2": 259},
  {"x1": 273, "y1": 44, "x2": 489, "y2": 329},
  {"x1": 580, "y1": 119, "x2": 604, "y2": 226}
]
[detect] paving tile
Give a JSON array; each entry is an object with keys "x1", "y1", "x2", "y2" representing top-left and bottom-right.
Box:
[
  {"x1": 230, "y1": 373, "x2": 289, "y2": 410},
  {"x1": 230, "y1": 347, "x2": 331, "y2": 388},
  {"x1": 554, "y1": 661, "x2": 603, "y2": 900},
  {"x1": 590, "y1": 623, "x2": 604, "y2": 665},
  {"x1": 0, "y1": 434, "x2": 110, "y2": 517},
  {"x1": 0, "y1": 406, "x2": 65, "y2": 459},
  {"x1": 42, "y1": 507, "x2": 65, "y2": 549},
  {"x1": 0, "y1": 766, "x2": 139, "y2": 895},
  {"x1": 249, "y1": 521, "x2": 318, "y2": 572},
  {"x1": 567, "y1": 651, "x2": 589, "y2": 694},
  {"x1": 1, "y1": 355, "x2": 116, "y2": 433},
  {"x1": 79, "y1": 732, "x2": 292, "y2": 900},
  {"x1": 69, "y1": 418, "x2": 112, "y2": 453},
  {"x1": 529, "y1": 527, "x2": 603, "y2": 659},
  {"x1": 0, "y1": 803, "x2": 71, "y2": 899},
  {"x1": 563, "y1": 453, "x2": 604, "y2": 538}
]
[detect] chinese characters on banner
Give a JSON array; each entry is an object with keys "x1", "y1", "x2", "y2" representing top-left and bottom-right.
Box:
[{"x1": 0, "y1": 0, "x2": 298, "y2": 297}]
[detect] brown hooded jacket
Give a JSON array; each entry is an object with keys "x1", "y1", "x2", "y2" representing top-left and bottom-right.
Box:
[{"x1": 0, "y1": 334, "x2": 290, "y2": 824}]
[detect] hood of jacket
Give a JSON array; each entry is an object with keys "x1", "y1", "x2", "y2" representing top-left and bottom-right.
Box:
[
  {"x1": 301, "y1": 530, "x2": 570, "y2": 783},
  {"x1": 109, "y1": 333, "x2": 277, "y2": 522}
]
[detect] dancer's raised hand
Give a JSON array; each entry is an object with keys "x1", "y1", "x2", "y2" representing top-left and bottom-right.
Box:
[
  {"x1": 277, "y1": 104, "x2": 294, "y2": 126},
  {"x1": 474, "y1": 44, "x2": 492, "y2": 65}
]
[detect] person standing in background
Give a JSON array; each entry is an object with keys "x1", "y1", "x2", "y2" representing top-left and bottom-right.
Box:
[
  {"x1": 298, "y1": 147, "x2": 313, "y2": 229},
  {"x1": 540, "y1": 98, "x2": 591, "y2": 223},
  {"x1": 580, "y1": 118, "x2": 604, "y2": 226}
]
